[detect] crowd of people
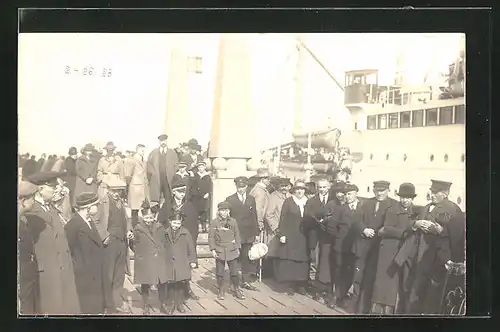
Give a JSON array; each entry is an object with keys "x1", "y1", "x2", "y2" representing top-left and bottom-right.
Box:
[{"x1": 17, "y1": 133, "x2": 466, "y2": 316}]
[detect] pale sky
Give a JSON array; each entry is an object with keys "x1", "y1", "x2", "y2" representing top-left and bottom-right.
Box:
[{"x1": 18, "y1": 33, "x2": 463, "y2": 156}]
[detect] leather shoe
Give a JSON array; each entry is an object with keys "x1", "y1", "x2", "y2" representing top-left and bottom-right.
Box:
[{"x1": 242, "y1": 282, "x2": 258, "y2": 291}]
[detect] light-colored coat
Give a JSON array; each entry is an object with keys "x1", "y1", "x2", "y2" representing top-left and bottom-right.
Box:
[
  {"x1": 24, "y1": 201, "x2": 80, "y2": 314},
  {"x1": 146, "y1": 147, "x2": 178, "y2": 202},
  {"x1": 249, "y1": 182, "x2": 270, "y2": 223},
  {"x1": 124, "y1": 154, "x2": 149, "y2": 210},
  {"x1": 264, "y1": 190, "x2": 288, "y2": 248},
  {"x1": 96, "y1": 155, "x2": 124, "y2": 198}
]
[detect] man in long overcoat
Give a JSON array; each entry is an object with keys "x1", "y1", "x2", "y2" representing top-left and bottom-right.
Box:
[
  {"x1": 352, "y1": 180, "x2": 397, "y2": 314},
  {"x1": 226, "y1": 177, "x2": 260, "y2": 291},
  {"x1": 65, "y1": 192, "x2": 109, "y2": 314},
  {"x1": 124, "y1": 144, "x2": 149, "y2": 227},
  {"x1": 97, "y1": 142, "x2": 125, "y2": 199},
  {"x1": 394, "y1": 180, "x2": 465, "y2": 314},
  {"x1": 24, "y1": 172, "x2": 80, "y2": 314},
  {"x1": 371, "y1": 183, "x2": 421, "y2": 314},
  {"x1": 147, "y1": 134, "x2": 178, "y2": 207},
  {"x1": 75, "y1": 143, "x2": 98, "y2": 199}
]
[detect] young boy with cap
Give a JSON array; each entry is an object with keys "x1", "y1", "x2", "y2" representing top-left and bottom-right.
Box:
[
  {"x1": 192, "y1": 161, "x2": 212, "y2": 233},
  {"x1": 208, "y1": 201, "x2": 246, "y2": 300}
]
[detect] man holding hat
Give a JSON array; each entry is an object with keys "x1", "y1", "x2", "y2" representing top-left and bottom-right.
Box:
[
  {"x1": 75, "y1": 143, "x2": 98, "y2": 200},
  {"x1": 352, "y1": 180, "x2": 397, "y2": 314},
  {"x1": 24, "y1": 172, "x2": 80, "y2": 314},
  {"x1": 123, "y1": 144, "x2": 150, "y2": 228},
  {"x1": 65, "y1": 192, "x2": 109, "y2": 314},
  {"x1": 18, "y1": 181, "x2": 40, "y2": 315},
  {"x1": 147, "y1": 134, "x2": 179, "y2": 209},
  {"x1": 97, "y1": 142, "x2": 125, "y2": 200},
  {"x1": 400, "y1": 180, "x2": 465, "y2": 314},
  {"x1": 371, "y1": 183, "x2": 421, "y2": 314},
  {"x1": 226, "y1": 176, "x2": 260, "y2": 291}
]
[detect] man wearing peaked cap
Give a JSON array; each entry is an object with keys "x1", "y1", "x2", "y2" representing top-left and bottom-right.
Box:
[
  {"x1": 158, "y1": 134, "x2": 169, "y2": 141},
  {"x1": 172, "y1": 161, "x2": 194, "y2": 202},
  {"x1": 65, "y1": 192, "x2": 108, "y2": 314},
  {"x1": 18, "y1": 181, "x2": 41, "y2": 315},
  {"x1": 401, "y1": 179, "x2": 465, "y2": 315}
]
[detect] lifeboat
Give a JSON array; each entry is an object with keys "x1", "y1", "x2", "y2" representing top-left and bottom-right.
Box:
[{"x1": 291, "y1": 128, "x2": 341, "y2": 149}]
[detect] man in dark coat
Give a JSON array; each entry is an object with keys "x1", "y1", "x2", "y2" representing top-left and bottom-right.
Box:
[
  {"x1": 22, "y1": 155, "x2": 38, "y2": 180},
  {"x1": 75, "y1": 144, "x2": 98, "y2": 199},
  {"x1": 65, "y1": 192, "x2": 109, "y2": 314},
  {"x1": 226, "y1": 176, "x2": 260, "y2": 291},
  {"x1": 147, "y1": 134, "x2": 179, "y2": 208},
  {"x1": 395, "y1": 180, "x2": 465, "y2": 315},
  {"x1": 18, "y1": 181, "x2": 40, "y2": 315},
  {"x1": 371, "y1": 183, "x2": 421, "y2": 314},
  {"x1": 352, "y1": 180, "x2": 398, "y2": 314},
  {"x1": 94, "y1": 177, "x2": 133, "y2": 313},
  {"x1": 63, "y1": 147, "x2": 78, "y2": 205},
  {"x1": 172, "y1": 161, "x2": 194, "y2": 202},
  {"x1": 24, "y1": 172, "x2": 80, "y2": 314},
  {"x1": 191, "y1": 161, "x2": 212, "y2": 232}
]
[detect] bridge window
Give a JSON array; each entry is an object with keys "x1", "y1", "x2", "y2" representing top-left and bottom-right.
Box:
[
  {"x1": 412, "y1": 110, "x2": 424, "y2": 127},
  {"x1": 400, "y1": 111, "x2": 411, "y2": 128},
  {"x1": 388, "y1": 113, "x2": 399, "y2": 129},
  {"x1": 455, "y1": 105, "x2": 465, "y2": 124},
  {"x1": 367, "y1": 116, "x2": 377, "y2": 130},
  {"x1": 425, "y1": 108, "x2": 438, "y2": 126},
  {"x1": 440, "y1": 106, "x2": 453, "y2": 125},
  {"x1": 378, "y1": 114, "x2": 388, "y2": 129}
]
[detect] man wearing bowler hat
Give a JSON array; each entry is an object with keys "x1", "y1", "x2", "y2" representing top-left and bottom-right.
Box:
[
  {"x1": 371, "y1": 183, "x2": 421, "y2": 314},
  {"x1": 399, "y1": 179, "x2": 465, "y2": 314},
  {"x1": 352, "y1": 180, "x2": 397, "y2": 314},
  {"x1": 147, "y1": 134, "x2": 179, "y2": 209}
]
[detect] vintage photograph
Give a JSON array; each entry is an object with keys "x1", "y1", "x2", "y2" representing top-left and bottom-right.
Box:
[{"x1": 17, "y1": 32, "x2": 466, "y2": 316}]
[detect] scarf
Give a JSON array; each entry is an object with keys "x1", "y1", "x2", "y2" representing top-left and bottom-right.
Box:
[{"x1": 292, "y1": 195, "x2": 308, "y2": 217}]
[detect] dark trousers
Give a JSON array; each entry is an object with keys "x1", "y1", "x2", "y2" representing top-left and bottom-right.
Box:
[
  {"x1": 216, "y1": 258, "x2": 240, "y2": 277},
  {"x1": 165, "y1": 282, "x2": 186, "y2": 306},
  {"x1": 239, "y1": 242, "x2": 257, "y2": 281},
  {"x1": 19, "y1": 272, "x2": 40, "y2": 315},
  {"x1": 159, "y1": 179, "x2": 172, "y2": 206},
  {"x1": 104, "y1": 237, "x2": 127, "y2": 309},
  {"x1": 355, "y1": 249, "x2": 379, "y2": 314},
  {"x1": 331, "y1": 251, "x2": 356, "y2": 301},
  {"x1": 141, "y1": 283, "x2": 167, "y2": 304}
]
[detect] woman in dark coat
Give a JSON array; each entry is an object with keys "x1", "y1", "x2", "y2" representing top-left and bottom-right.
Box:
[
  {"x1": 131, "y1": 203, "x2": 169, "y2": 315},
  {"x1": 371, "y1": 183, "x2": 420, "y2": 314},
  {"x1": 274, "y1": 180, "x2": 310, "y2": 295},
  {"x1": 162, "y1": 214, "x2": 197, "y2": 314},
  {"x1": 63, "y1": 147, "x2": 78, "y2": 205},
  {"x1": 65, "y1": 192, "x2": 108, "y2": 314}
]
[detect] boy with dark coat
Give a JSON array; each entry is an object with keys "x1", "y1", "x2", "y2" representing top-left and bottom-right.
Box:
[
  {"x1": 162, "y1": 214, "x2": 198, "y2": 314},
  {"x1": 131, "y1": 203, "x2": 169, "y2": 315},
  {"x1": 208, "y1": 202, "x2": 246, "y2": 301},
  {"x1": 191, "y1": 161, "x2": 212, "y2": 232}
]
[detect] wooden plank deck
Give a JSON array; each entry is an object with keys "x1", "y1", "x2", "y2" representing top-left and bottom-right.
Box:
[{"x1": 119, "y1": 258, "x2": 348, "y2": 316}]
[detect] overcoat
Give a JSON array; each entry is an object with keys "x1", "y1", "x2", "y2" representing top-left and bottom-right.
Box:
[
  {"x1": 226, "y1": 193, "x2": 259, "y2": 243},
  {"x1": 191, "y1": 171, "x2": 212, "y2": 215},
  {"x1": 264, "y1": 190, "x2": 288, "y2": 253},
  {"x1": 158, "y1": 198, "x2": 199, "y2": 247},
  {"x1": 96, "y1": 155, "x2": 125, "y2": 199},
  {"x1": 132, "y1": 220, "x2": 168, "y2": 285},
  {"x1": 64, "y1": 213, "x2": 107, "y2": 314},
  {"x1": 75, "y1": 156, "x2": 98, "y2": 198},
  {"x1": 124, "y1": 155, "x2": 149, "y2": 210},
  {"x1": 371, "y1": 203, "x2": 420, "y2": 307},
  {"x1": 249, "y1": 182, "x2": 270, "y2": 224},
  {"x1": 24, "y1": 201, "x2": 80, "y2": 314},
  {"x1": 18, "y1": 215, "x2": 40, "y2": 314},
  {"x1": 63, "y1": 157, "x2": 77, "y2": 203},
  {"x1": 208, "y1": 216, "x2": 241, "y2": 262},
  {"x1": 163, "y1": 227, "x2": 197, "y2": 282},
  {"x1": 147, "y1": 147, "x2": 178, "y2": 202},
  {"x1": 274, "y1": 197, "x2": 309, "y2": 263}
]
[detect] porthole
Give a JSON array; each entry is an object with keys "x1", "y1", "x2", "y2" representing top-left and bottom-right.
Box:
[
  {"x1": 386, "y1": 154, "x2": 390, "y2": 160},
  {"x1": 457, "y1": 196, "x2": 462, "y2": 205},
  {"x1": 370, "y1": 154, "x2": 373, "y2": 160},
  {"x1": 444, "y1": 154, "x2": 449, "y2": 162},
  {"x1": 461, "y1": 154, "x2": 465, "y2": 162},
  {"x1": 430, "y1": 154, "x2": 434, "y2": 162},
  {"x1": 403, "y1": 154, "x2": 407, "y2": 161}
]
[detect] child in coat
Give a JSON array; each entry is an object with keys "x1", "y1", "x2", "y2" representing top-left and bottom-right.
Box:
[
  {"x1": 191, "y1": 161, "x2": 212, "y2": 233},
  {"x1": 163, "y1": 213, "x2": 197, "y2": 314},
  {"x1": 130, "y1": 202, "x2": 169, "y2": 315},
  {"x1": 208, "y1": 201, "x2": 246, "y2": 301}
]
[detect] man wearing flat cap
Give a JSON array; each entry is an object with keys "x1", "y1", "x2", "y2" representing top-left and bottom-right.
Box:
[
  {"x1": 18, "y1": 181, "x2": 40, "y2": 315},
  {"x1": 75, "y1": 143, "x2": 98, "y2": 200},
  {"x1": 123, "y1": 144, "x2": 150, "y2": 228},
  {"x1": 24, "y1": 172, "x2": 80, "y2": 314},
  {"x1": 65, "y1": 192, "x2": 110, "y2": 314},
  {"x1": 147, "y1": 134, "x2": 179, "y2": 209},
  {"x1": 397, "y1": 180, "x2": 465, "y2": 314},
  {"x1": 352, "y1": 180, "x2": 397, "y2": 314},
  {"x1": 371, "y1": 183, "x2": 421, "y2": 314},
  {"x1": 226, "y1": 176, "x2": 260, "y2": 291}
]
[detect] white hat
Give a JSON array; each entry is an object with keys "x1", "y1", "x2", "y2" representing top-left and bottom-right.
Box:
[{"x1": 248, "y1": 243, "x2": 268, "y2": 261}]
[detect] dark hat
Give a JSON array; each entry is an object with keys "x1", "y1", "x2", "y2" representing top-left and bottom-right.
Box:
[
  {"x1": 158, "y1": 134, "x2": 169, "y2": 141},
  {"x1": 342, "y1": 183, "x2": 359, "y2": 193},
  {"x1": 234, "y1": 176, "x2": 249, "y2": 187},
  {"x1": 331, "y1": 180, "x2": 346, "y2": 192},
  {"x1": 187, "y1": 138, "x2": 199, "y2": 146},
  {"x1": 82, "y1": 143, "x2": 94, "y2": 152},
  {"x1": 373, "y1": 180, "x2": 390, "y2": 190},
  {"x1": 305, "y1": 182, "x2": 316, "y2": 195},
  {"x1": 18, "y1": 181, "x2": 38, "y2": 198},
  {"x1": 168, "y1": 213, "x2": 184, "y2": 221},
  {"x1": 68, "y1": 147, "x2": 77, "y2": 156},
  {"x1": 279, "y1": 178, "x2": 292, "y2": 187},
  {"x1": 176, "y1": 161, "x2": 188, "y2": 167},
  {"x1": 218, "y1": 201, "x2": 231, "y2": 210},
  {"x1": 196, "y1": 161, "x2": 206, "y2": 167},
  {"x1": 136, "y1": 144, "x2": 145, "y2": 148},
  {"x1": 396, "y1": 183, "x2": 417, "y2": 198},
  {"x1": 104, "y1": 142, "x2": 116, "y2": 150},
  {"x1": 430, "y1": 179, "x2": 452, "y2": 192},
  {"x1": 291, "y1": 180, "x2": 308, "y2": 191},
  {"x1": 172, "y1": 180, "x2": 187, "y2": 191},
  {"x1": 75, "y1": 192, "x2": 100, "y2": 208},
  {"x1": 27, "y1": 171, "x2": 65, "y2": 186},
  {"x1": 256, "y1": 168, "x2": 270, "y2": 178}
]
